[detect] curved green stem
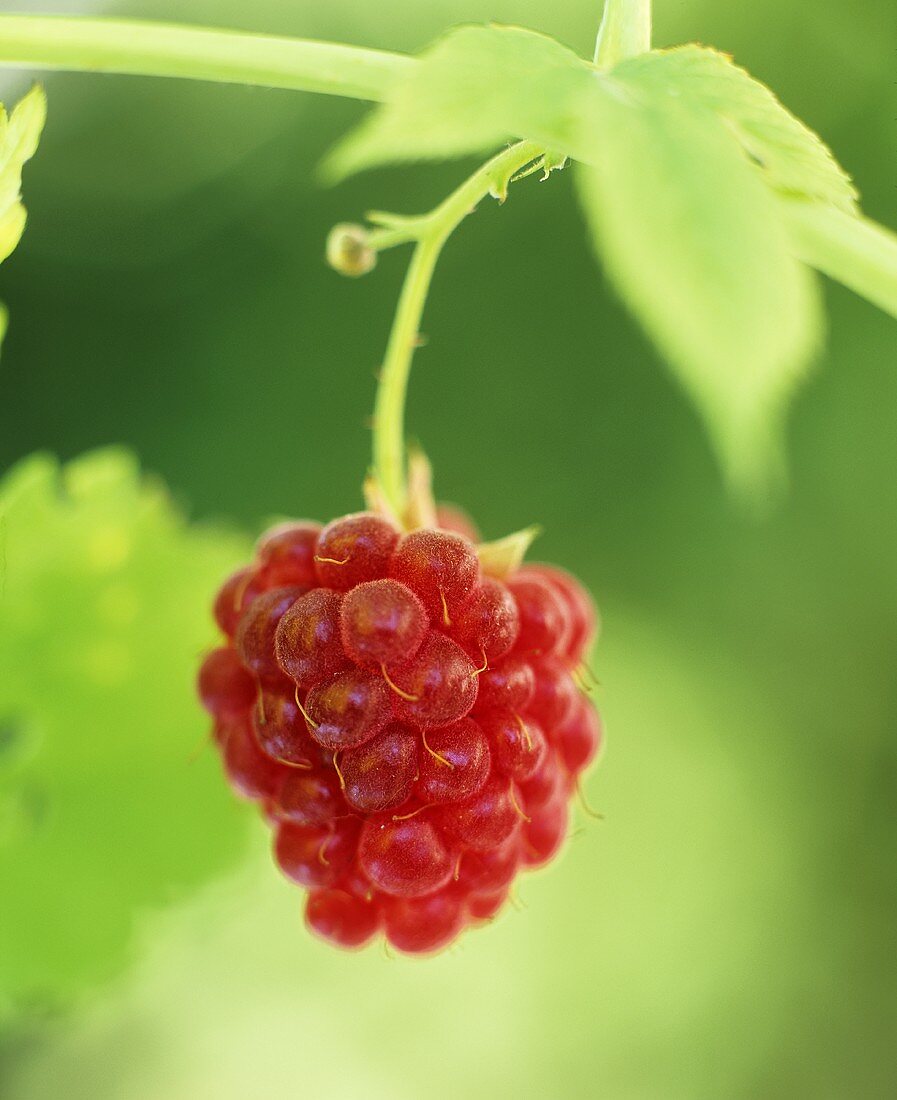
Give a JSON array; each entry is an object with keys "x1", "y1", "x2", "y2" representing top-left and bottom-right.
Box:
[
  {"x1": 0, "y1": 16, "x2": 410, "y2": 100},
  {"x1": 782, "y1": 199, "x2": 897, "y2": 321},
  {"x1": 594, "y1": 0, "x2": 652, "y2": 67},
  {"x1": 373, "y1": 236, "x2": 443, "y2": 515},
  {"x1": 372, "y1": 141, "x2": 543, "y2": 515}
]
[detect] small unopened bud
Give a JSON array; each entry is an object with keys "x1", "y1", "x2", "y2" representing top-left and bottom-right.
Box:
[{"x1": 326, "y1": 223, "x2": 377, "y2": 277}]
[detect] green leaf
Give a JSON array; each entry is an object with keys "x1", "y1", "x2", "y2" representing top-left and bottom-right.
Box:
[
  {"x1": 323, "y1": 25, "x2": 589, "y2": 181},
  {"x1": 0, "y1": 449, "x2": 250, "y2": 1021},
  {"x1": 0, "y1": 85, "x2": 46, "y2": 264},
  {"x1": 615, "y1": 46, "x2": 857, "y2": 213},
  {"x1": 574, "y1": 89, "x2": 822, "y2": 493},
  {"x1": 325, "y1": 29, "x2": 856, "y2": 217},
  {"x1": 323, "y1": 25, "x2": 837, "y2": 488}
]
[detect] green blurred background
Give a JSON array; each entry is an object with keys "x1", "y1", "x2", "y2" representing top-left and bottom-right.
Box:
[{"x1": 2, "y1": 1, "x2": 896, "y2": 1096}]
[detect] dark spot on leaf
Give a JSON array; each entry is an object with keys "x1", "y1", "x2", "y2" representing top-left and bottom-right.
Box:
[{"x1": 0, "y1": 716, "x2": 23, "y2": 758}]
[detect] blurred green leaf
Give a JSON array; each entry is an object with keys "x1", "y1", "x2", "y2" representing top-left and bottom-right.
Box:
[
  {"x1": 0, "y1": 449, "x2": 250, "y2": 1021},
  {"x1": 0, "y1": 85, "x2": 46, "y2": 264},
  {"x1": 574, "y1": 92, "x2": 821, "y2": 494},
  {"x1": 615, "y1": 46, "x2": 858, "y2": 213}
]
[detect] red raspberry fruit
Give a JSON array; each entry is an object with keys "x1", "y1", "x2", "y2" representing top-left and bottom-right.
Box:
[
  {"x1": 340, "y1": 724, "x2": 419, "y2": 813},
  {"x1": 339, "y1": 579, "x2": 428, "y2": 668},
  {"x1": 415, "y1": 717, "x2": 490, "y2": 804},
  {"x1": 199, "y1": 509, "x2": 602, "y2": 954},
  {"x1": 256, "y1": 521, "x2": 321, "y2": 588},
  {"x1": 198, "y1": 647, "x2": 256, "y2": 720}
]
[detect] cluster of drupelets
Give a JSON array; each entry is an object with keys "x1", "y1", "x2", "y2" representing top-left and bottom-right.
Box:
[{"x1": 198, "y1": 509, "x2": 602, "y2": 954}]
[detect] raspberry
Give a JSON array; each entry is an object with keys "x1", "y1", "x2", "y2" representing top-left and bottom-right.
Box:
[
  {"x1": 304, "y1": 667, "x2": 393, "y2": 751},
  {"x1": 507, "y1": 574, "x2": 570, "y2": 658},
  {"x1": 436, "y1": 773, "x2": 522, "y2": 851},
  {"x1": 305, "y1": 888, "x2": 380, "y2": 949},
  {"x1": 384, "y1": 889, "x2": 465, "y2": 955},
  {"x1": 358, "y1": 816, "x2": 454, "y2": 897},
  {"x1": 556, "y1": 696, "x2": 603, "y2": 775},
  {"x1": 256, "y1": 522, "x2": 322, "y2": 588},
  {"x1": 236, "y1": 587, "x2": 308, "y2": 684},
  {"x1": 384, "y1": 631, "x2": 478, "y2": 727},
  {"x1": 200, "y1": 506, "x2": 602, "y2": 953},
  {"x1": 473, "y1": 655, "x2": 535, "y2": 713},
  {"x1": 198, "y1": 647, "x2": 256, "y2": 719},
  {"x1": 518, "y1": 754, "x2": 563, "y2": 813},
  {"x1": 252, "y1": 688, "x2": 324, "y2": 767},
  {"x1": 220, "y1": 718, "x2": 285, "y2": 801},
  {"x1": 479, "y1": 710, "x2": 547, "y2": 782},
  {"x1": 340, "y1": 579, "x2": 427, "y2": 667},
  {"x1": 521, "y1": 564, "x2": 598, "y2": 666},
  {"x1": 415, "y1": 717, "x2": 490, "y2": 803},
  {"x1": 275, "y1": 589, "x2": 348, "y2": 688},
  {"x1": 314, "y1": 513, "x2": 399, "y2": 590},
  {"x1": 522, "y1": 798, "x2": 569, "y2": 868},
  {"x1": 454, "y1": 835, "x2": 520, "y2": 894},
  {"x1": 213, "y1": 567, "x2": 264, "y2": 638},
  {"x1": 274, "y1": 818, "x2": 359, "y2": 887},
  {"x1": 391, "y1": 529, "x2": 480, "y2": 623},
  {"x1": 527, "y1": 656, "x2": 578, "y2": 729},
  {"x1": 452, "y1": 578, "x2": 519, "y2": 662},
  {"x1": 467, "y1": 889, "x2": 508, "y2": 923},
  {"x1": 340, "y1": 724, "x2": 419, "y2": 813},
  {"x1": 273, "y1": 769, "x2": 344, "y2": 827}
]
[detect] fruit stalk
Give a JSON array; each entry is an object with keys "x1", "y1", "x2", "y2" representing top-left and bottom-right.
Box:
[
  {"x1": 372, "y1": 141, "x2": 544, "y2": 518},
  {"x1": 781, "y1": 199, "x2": 897, "y2": 321},
  {"x1": 0, "y1": 15, "x2": 410, "y2": 101},
  {"x1": 594, "y1": 0, "x2": 652, "y2": 67}
]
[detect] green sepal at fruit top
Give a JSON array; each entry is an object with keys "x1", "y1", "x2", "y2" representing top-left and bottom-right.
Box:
[
  {"x1": 0, "y1": 449, "x2": 251, "y2": 1022},
  {"x1": 363, "y1": 446, "x2": 540, "y2": 578}
]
